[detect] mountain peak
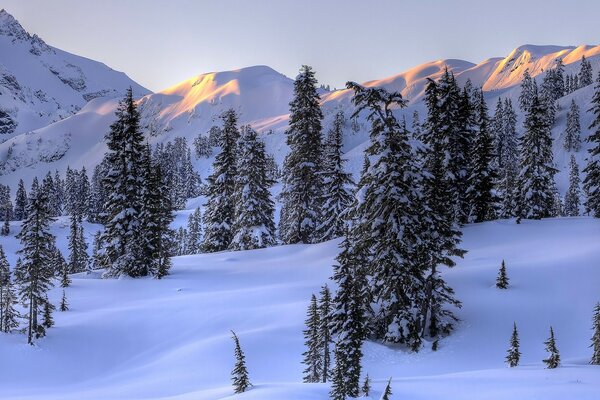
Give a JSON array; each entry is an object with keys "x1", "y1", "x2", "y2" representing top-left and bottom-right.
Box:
[{"x1": 0, "y1": 9, "x2": 30, "y2": 41}]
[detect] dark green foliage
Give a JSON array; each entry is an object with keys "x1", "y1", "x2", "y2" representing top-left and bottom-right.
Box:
[
  {"x1": 302, "y1": 294, "x2": 322, "y2": 383},
  {"x1": 60, "y1": 290, "x2": 68, "y2": 312},
  {"x1": 543, "y1": 326, "x2": 560, "y2": 369},
  {"x1": 496, "y1": 260, "x2": 509, "y2": 289},
  {"x1": 231, "y1": 330, "x2": 251, "y2": 393},
  {"x1": 506, "y1": 322, "x2": 521, "y2": 367},
  {"x1": 381, "y1": 378, "x2": 393, "y2": 400},
  {"x1": 584, "y1": 72, "x2": 600, "y2": 217},
  {"x1": 591, "y1": 303, "x2": 600, "y2": 365}
]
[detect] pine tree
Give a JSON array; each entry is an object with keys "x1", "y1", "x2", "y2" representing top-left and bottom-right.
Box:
[
  {"x1": 564, "y1": 100, "x2": 582, "y2": 152},
  {"x1": 467, "y1": 89, "x2": 497, "y2": 222},
  {"x1": 60, "y1": 290, "x2": 68, "y2": 312},
  {"x1": 203, "y1": 109, "x2": 240, "y2": 252},
  {"x1": 380, "y1": 378, "x2": 392, "y2": 400},
  {"x1": 506, "y1": 322, "x2": 521, "y2": 367},
  {"x1": 591, "y1": 302, "x2": 600, "y2": 365},
  {"x1": 319, "y1": 284, "x2": 333, "y2": 383},
  {"x1": 279, "y1": 65, "x2": 324, "y2": 244},
  {"x1": 583, "y1": 72, "x2": 600, "y2": 217},
  {"x1": 564, "y1": 155, "x2": 582, "y2": 217},
  {"x1": 302, "y1": 294, "x2": 322, "y2": 383},
  {"x1": 14, "y1": 178, "x2": 27, "y2": 220},
  {"x1": 361, "y1": 374, "x2": 371, "y2": 397},
  {"x1": 185, "y1": 207, "x2": 202, "y2": 254},
  {"x1": 102, "y1": 88, "x2": 146, "y2": 277},
  {"x1": 543, "y1": 326, "x2": 560, "y2": 369},
  {"x1": 519, "y1": 69, "x2": 535, "y2": 112},
  {"x1": 229, "y1": 125, "x2": 276, "y2": 250},
  {"x1": 42, "y1": 296, "x2": 54, "y2": 328},
  {"x1": 330, "y1": 346, "x2": 348, "y2": 400},
  {"x1": 492, "y1": 98, "x2": 505, "y2": 168},
  {"x1": 498, "y1": 99, "x2": 519, "y2": 218},
  {"x1": 517, "y1": 88, "x2": 558, "y2": 221},
  {"x1": 0, "y1": 245, "x2": 9, "y2": 331},
  {"x1": 1, "y1": 212, "x2": 9, "y2": 236},
  {"x1": 14, "y1": 188, "x2": 56, "y2": 344},
  {"x1": 496, "y1": 260, "x2": 509, "y2": 289},
  {"x1": 579, "y1": 55, "x2": 594, "y2": 87},
  {"x1": 1, "y1": 268, "x2": 20, "y2": 333},
  {"x1": 68, "y1": 215, "x2": 88, "y2": 273},
  {"x1": 90, "y1": 231, "x2": 105, "y2": 271},
  {"x1": 231, "y1": 330, "x2": 251, "y2": 393},
  {"x1": 60, "y1": 253, "x2": 71, "y2": 288}
]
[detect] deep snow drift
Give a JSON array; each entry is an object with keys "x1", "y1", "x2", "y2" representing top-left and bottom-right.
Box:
[{"x1": 0, "y1": 217, "x2": 599, "y2": 399}]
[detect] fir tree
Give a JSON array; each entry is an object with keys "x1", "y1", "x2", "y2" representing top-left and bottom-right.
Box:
[
  {"x1": 1, "y1": 212, "x2": 8, "y2": 236},
  {"x1": 60, "y1": 255, "x2": 71, "y2": 288},
  {"x1": 362, "y1": 374, "x2": 371, "y2": 397},
  {"x1": 330, "y1": 346, "x2": 348, "y2": 400},
  {"x1": 579, "y1": 55, "x2": 594, "y2": 87},
  {"x1": 506, "y1": 322, "x2": 521, "y2": 367},
  {"x1": 564, "y1": 155, "x2": 582, "y2": 217},
  {"x1": 185, "y1": 207, "x2": 202, "y2": 254},
  {"x1": 317, "y1": 111, "x2": 354, "y2": 241},
  {"x1": 60, "y1": 290, "x2": 68, "y2": 312},
  {"x1": 68, "y1": 215, "x2": 88, "y2": 273},
  {"x1": 203, "y1": 109, "x2": 240, "y2": 252},
  {"x1": 543, "y1": 326, "x2": 560, "y2": 369},
  {"x1": 319, "y1": 284, "x2": 333, "y2": 383},
  {"x1": 302, "y1": 294, "x2": 322, "y2": 383},
  {"x1": 591, "y1": 303, "x2": 600, "y2": 365},
  {"x1": 496, "y1": 260, "x2": 509, "y2": 289},
  {"x1": 14, "y1": 188, "x2": 56, "y2": 344},
  {"x1": 14, "y1": 178, "x2": 27, "y2": 220},
  {"x1": 583, "y1": 72, "x2": 600, "y2": 217},
  {"x1": 229, "y1": 125, "x2": 276, "y2": 250},
  {"x1": 0, "y1": 245, "x2": 9, "y2": 331},
  {"x1": 564, "y1": 99, "x2": 581, "y2": 152},
  {"x1": 102, "y1": 88, "x2": 146, "y2": 277},
  {"x1": 231, "y1": 330, "x2": 251, "y2": 393},
  {"x1": 279, "y1": 65, "x2": 324, "y2": 244},
  {"x1": 519, "y1": 69, "x2": 535, "y2": 112},
  {"x1": 1, "y1": 268, "x2": 20, "y2": 333},
  {"x1": 517, "y1": 89, "x2": 558, "y2": 221},
  {"x1": 42, "y1": 296, "x2": 54, "y2": 328},
  {"x1": 380, "y1": 378, "x2": 392, "y2": 400}
]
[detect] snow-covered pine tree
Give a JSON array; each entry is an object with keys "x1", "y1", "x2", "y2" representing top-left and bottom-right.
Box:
[
  {"x1": 88, "y1": 161, "x2": 109, "y2": 223},
  {"x1": 380, "y1": 378, "x2": 392, "y2": 400},
  {"x1": 580, "y1": 55, "x2": 594, "y2": 87},
  {"x1": 185, "y1": 207, "x2": 202, "y2": 254},
  {"x1": 498, "y1": 99, "x2": 519, "y2": 218},
  {"x1": 202, "y1": 109, "x2": 240, "y2": 252},
  {"x1": 1, "y1": 212, "x2": 8, "y2": 236},
  {"x1": 42, "y1": 296, "x2": 54, "y2": 328},
  {"x1": 519, "y1": 69, "x2": 536, "y2": 112},
  {"x1": 583, "y1": 72, "x2": 600, "y2": 217},
  {"x1": 496, "y1": 260, "x2": 509, "y2": 289},
  {"x1": 65, "y1": 166, "x2": 77, "y2": 216},
  {"x1": 564, "y1": 99, "x2": 582, "y2": 152},
  {"x1": 15, "y1": 188, "x2": 56, "y2": 344},
  {"x1": 77, "y1": 167, "x2": 90, "y2": 218},
  {"x1": 517, "y1": 88, "x2": 558, "y2": 221},
  {"x1": 231, "y1": 330, "x2": 251, "y2": 393},
  {"x1": 102, "y1": 88, "x2": 146, "y2": 277},
  {"x1": 279, "y1": 65, "x2": 324, "y2": 244},
  {"x1": 412, "y1": 110, "x2": 422, "y2": 140},
  {"x1": 591, "y1": 302, "x2": 600, "y2": 365},
  {"x1": 318, "y1": 284, "x2": 333, "y2": 383},
  {"x1": 543, "y1": 326, "x2": 560, "y2": 369},
  {"x1": 329, "y1": 346, "x2": 347, "y2": 400},
  {"x1": 90, "y1": 231, "x2": 105, "y2": 271},
  {"x1": 14, "y1": 179, "x2": 27, "y2": 221},
  {"x1": 229, "y1": 125, "x2": 276, "y2": 251},
  {"x1": 0, "y1": 245, "x2": 9, "y2": 331},
  {"x1": 42, "y1": 172, "x2": 58, "y2": 217},
  {"x1": 467, "y1": 88, "x2": 497, "y2": 222},
  {"x1": 68, "y1": 215, "x2": 88, "y2": 273},
  {"x1": 362, "y1": 374, "x2": 371, "y2": 397},
  {"x1": 317, "y1": 111, "x2": 354, "y2": 241},
  {"x1": 564, "y1": 155, "x2": 582, "y2": 217},
  {"x1": 574, "y1": 74, "x2": 580, "y2": 91},
  {"x1": 60, "y1": 252, "x2": 71, "y2": 288},
  {"x1": 60, "y1": 290, "x2": 68, "y2": 312},
  {"x1": 506, "y1": 322, "x2": 521, "y2": 367},
  {"x1": 302, "y1": 294, "x2": 322, "y2": 383},
  {"x1": 492, "y1": 98, "x2": 505, "y2": 167},
  {"x1": 1, "y1": 268, "x2": 20, "y2": 333},
  {"x1": 53, "y1": 170, "x2": 65, "y2": 216}
]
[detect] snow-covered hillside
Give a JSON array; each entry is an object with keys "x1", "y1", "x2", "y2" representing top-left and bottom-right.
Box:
[
  {"x1": 2, "y1": 40, "x2": 600, "y2": 193},
  {"x1": 0, "y1": 216, "x2": 598, "y2": 399},
  {"x1": 0, "y1": 9, "x2": 149, "y2": 140}
]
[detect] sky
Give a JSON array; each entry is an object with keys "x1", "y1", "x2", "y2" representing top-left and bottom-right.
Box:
[{"x1": 2, "y1": 0, "x2": 599, "y2": 92}]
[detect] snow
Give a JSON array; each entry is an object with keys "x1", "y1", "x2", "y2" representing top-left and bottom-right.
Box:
[{"x1": 0, "y1": 216, "x2": 599, "y2": 399}]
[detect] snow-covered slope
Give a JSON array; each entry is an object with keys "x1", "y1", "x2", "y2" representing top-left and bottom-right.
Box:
[
  {"x1": 0, "y1": 9, "x2": 149, "y2": 139},
  {"x1": 0, "y1": 216, "x2": 598, "y2": 399}
]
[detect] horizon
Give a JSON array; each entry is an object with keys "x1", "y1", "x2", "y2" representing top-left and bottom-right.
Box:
[{"x1": 2, "y1": 0, "x2": 599, "y2": 92}]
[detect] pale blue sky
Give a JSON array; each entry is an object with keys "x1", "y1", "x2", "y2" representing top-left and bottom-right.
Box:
[{"x1": 2, "y1": 0, "x2": 599, "y2": 92}]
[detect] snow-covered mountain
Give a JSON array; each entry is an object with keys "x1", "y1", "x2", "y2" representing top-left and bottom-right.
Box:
[{"x1": 0, "y1": 9, "x2": 149, "y2": 140}]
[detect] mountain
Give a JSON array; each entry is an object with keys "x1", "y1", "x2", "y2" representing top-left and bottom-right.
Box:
[{"x1": 0, "y1": 9, "x2": 150, "y2": 139}]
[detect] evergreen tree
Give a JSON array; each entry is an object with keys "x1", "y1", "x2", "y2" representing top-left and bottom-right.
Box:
[
  {"x1": 330, "y1": 346, "x2": 348, "y2": 400},
  {"x1": 42, "y1": 296, "x2": 54, "y2": 328},
  {"x1": 14, "y1": 178, "x2": 27, "y2": 220},
  {"x1": 492, "y1": 98, "x2": 505, "y2": 168},
  {"x1": 185, "y1": 207, "x2": 202, "y2": 254},
  {"x1": 317, "y1": 111, "x2": 354, "y2": 241},
  {"x1": 591, "y1": 302, "x2": 600, "y2": 365},
  {"x1": 543, "y1": 326, "x2": 560, "y2": 369},
  {"x1": 467, "y1": 89, "x2": 497, "y2": 222},
  {"x1": 498, "y1": 99, "x2": 519, "y2": 218},
  {"x1": 302, "y1": 294, "x2": 322, "y2": 383},
  {"x1": 60, "y1": 290, "x2": 68, "y2": 312},
  {"x1": 517, "y1": 89, "x2": 558, "y2": 221},
  {"x1": 496, "y1": 260, "x2": 509, "y2": 289},
  {"x1": 102, "y1": 88, "x2": 146, "y2": 277},
  {"x1": 90, "y1": 231, "x2": 105, "y2": 271},
  {"x1": 1, "y1": 268, "x2": 20, "y2": 333},
  {"x1": 68, "y1": 215, "x2": 88, "y2": 273},
  {"x1": 579, "y1": 55, "x2": 594, "y2": 87},
  {"x1": 319, "y1": 284, "x2": 333, "y2": 383},
  {"x1": 60, "y1": 253, "x2": 71, "y2": 288},
  {"x1": 0, "y1": 245, "x2": 9, "y2": 331},
  {"x1": 564, "y1": 100, "x2": 582, "y2": 152},
  {"x1": 380, "y1": 378, "x2": 392, "y2": 400},
  {"x1": 229, "y1": 125, "x2": 276, "y2": 250},
  {"x1": 14, "y1": 188, "x2": 56, "y2": 344},
  {"x1": 202, "y1": 109, "x2": 240, "y2": 252},
  {"x1": 564, "y1": 155, "x2": 582, "y2": 217},
  {"x1": 279, "y1": 65, "x2": 324, "y2": 244},
  {"x1": 506, "y1": 322, "x2": 521, "y2": 367},
  {"x1": 361, "y1": 374, "x2": 371, "y2": 397},
  {"x1": 231, "y1": 330, "x2": 251, "y2": 393},
  {"x1": 519, "y1": 69, "x2": 535, "y2": 112},
  {"x1": 1, "y1": 212, "x2": 9, "y2": 236},
  {"x1": 583, "y1": 72, "x2": 600, "y2": 217}
]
